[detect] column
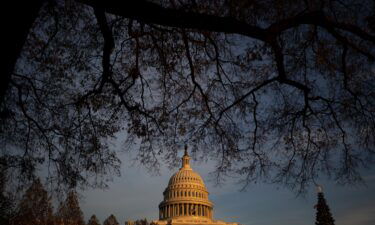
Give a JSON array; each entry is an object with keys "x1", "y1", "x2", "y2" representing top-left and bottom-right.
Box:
[{"x1": 195, "y1": 204, "x2": 198, "y2": 216}]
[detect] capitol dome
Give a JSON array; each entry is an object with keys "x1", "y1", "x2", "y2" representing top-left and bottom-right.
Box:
[
  {"x1": 168, "y1": 166, "x2": 205, "y2": 187},
  {"x1": 158, "y1": 147, "x2": 213, "y2": 220}
]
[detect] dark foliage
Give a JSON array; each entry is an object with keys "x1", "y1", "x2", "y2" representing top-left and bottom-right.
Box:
[
  {"x1": 55, "y1": 191, "x2": 85, "y2": 225},
  {"x1": 87, "y1": 214, "x2": 101, "y2": 225},
  {"x1": 104, "y1": 214, "x2": 120, "y2": 225},
  {"x1": 10, "y1": 178, "x2": 54, "y2": 225},
  {"x1": 315, "y1": 191, "x2": 335, "y2": 225},
  {"x1": 0, "y1": 0, "x2": 375, "y2": 194},
  {"x1": 135, "y1": 218, "x2": 149, "y2": 225},
  {"x1": 0, "y1": 166, "x2": 15, "y2": 225}
]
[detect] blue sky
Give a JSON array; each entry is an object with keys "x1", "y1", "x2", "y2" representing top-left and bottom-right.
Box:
[{"x1": 79, "y1": 151, "x2": 375, "y2": 225}]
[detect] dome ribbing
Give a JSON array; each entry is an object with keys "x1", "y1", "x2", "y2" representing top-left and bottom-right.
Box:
[{"x1": 158, "y1": 147, "x2": 213, "y2": 220}]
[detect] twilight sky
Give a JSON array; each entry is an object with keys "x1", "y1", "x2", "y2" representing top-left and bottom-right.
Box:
[{"x1": 79, "y1": 150, "x2": 375, "y2": 225}]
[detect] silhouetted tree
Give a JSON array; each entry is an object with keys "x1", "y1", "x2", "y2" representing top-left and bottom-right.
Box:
[
  {"x1": 11, "y1": 178, "x2": 54, "y2": 225},
  {"x1": 103, "y1": 214, "x2": 119, "y2": 225},
  {"x1": 56, "y1": 191, "x2": 85, "y2": 225},
  {"x1": 315, "y1": 187, "x2": 335, "y2": 225},
  {"x1": 87, "y1": 214, "x2": 101, "y2": 225},
  {"x1": 0, "y1": 164, "x2": 14, "y2": 225},
  {"x1": 1, "y1": 0, "x2": 375, "y2": 193},
  {"x1": 135, "y1": 218, "x2": 149, "y2": 225}
]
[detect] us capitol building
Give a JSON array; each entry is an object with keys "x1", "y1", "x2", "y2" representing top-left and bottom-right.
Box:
[{"x1": 152, "y1": 147, "x2": 238, "y2": 225}]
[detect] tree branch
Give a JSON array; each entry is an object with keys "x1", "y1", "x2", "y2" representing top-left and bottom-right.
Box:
[
  {"x1": 78, "y1": 0, "x2": 267, "y2": 40},
  {"x1": 93, "y1": 7, "x2": 114, "y2": 90}
]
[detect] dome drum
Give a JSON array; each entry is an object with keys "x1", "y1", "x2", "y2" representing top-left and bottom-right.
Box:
[
  {"x1": 154, "y1": 147, "x2": 238, "y2": 225},
  {"x1": 158, "y1": 148, "x2": 214, "y2": 221}
]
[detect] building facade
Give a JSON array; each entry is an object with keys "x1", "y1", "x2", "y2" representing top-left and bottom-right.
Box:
[{"x1": 153, "y1": 148, "x2": 238, "y2": 225}]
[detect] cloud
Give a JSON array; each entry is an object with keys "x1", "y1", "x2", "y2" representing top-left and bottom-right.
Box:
[{"x1": 363, "y1": 174, "x2": 375, "y2": 182}]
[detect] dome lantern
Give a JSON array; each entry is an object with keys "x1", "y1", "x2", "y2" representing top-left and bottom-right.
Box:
[{"x1": 182, "y1": 145, "x2": 191, "y2": 170}]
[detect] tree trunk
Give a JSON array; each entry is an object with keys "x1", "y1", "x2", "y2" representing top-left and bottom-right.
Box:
[{"x1": 1, "y1": 0, "x2": 45, "y2": 108}]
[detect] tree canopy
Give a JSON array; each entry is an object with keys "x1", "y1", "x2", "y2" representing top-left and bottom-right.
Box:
[
  {"x1": 11, "y1": 178, "x2": 54, "y2": 225},
  {"x1": 315, "y1": 188, "x2": 335, "y2": 225},
  {"x1": 0, "y1": 165, "x2": 14, "y2": 225},
  {"x1": 103, "y1": 214, "x2": 120, "y2": 225},
  {"x1": 55, "y1": 191, "x2": 85, "y2": 225},
  {"x1": 1, "y1": 0, "x2": 375, "y2": 193},
  {"x1": 87, "y1": 214, "x2": 101, "y2": 225}
]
